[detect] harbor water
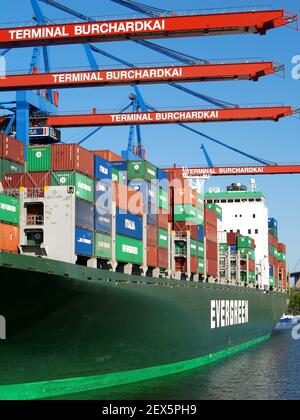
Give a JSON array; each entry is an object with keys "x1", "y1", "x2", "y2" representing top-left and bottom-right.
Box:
[{"x1": 56, "y1": 330, "x2": 300, "y2": 400}]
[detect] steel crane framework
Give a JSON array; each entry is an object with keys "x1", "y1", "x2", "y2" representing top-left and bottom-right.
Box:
[{"x1": 0, "y1": 0, "x2": 299, "y2": 172}]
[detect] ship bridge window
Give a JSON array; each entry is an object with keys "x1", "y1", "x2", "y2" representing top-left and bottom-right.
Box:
[
  {"x1": 221, "y1": 199, "x2": 226, "y2": 203},
  {"x1": 228, "y1": 199, "x2": 234, "y2": 203},
  {"x1": 255, "y1": 229, "x2": 259, "y2": 234},
  {"x1": 256, "y1": 199, "x2": 262, "y2": 202},
  {"x1": 253, "y1": 214, "x2": 256, "y2": 218},
  {"x1": 235, "y1": 199, "x2": 241, "y2": 202},
  {"x1": 248, "y1": 229, "x2": 252, "y2": 234},
  {"x1": 249, "y1": 199, "x2": 255, "y2": 202}
]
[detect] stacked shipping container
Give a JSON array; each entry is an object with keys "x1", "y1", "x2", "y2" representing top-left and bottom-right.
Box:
[
  {"x1": 170, "y1": 175, "x2": 205, "y2": 276},
  {"x1": 0, "y1": 192, "x2": 20, "y2": 253},
  {"x1": 268, "y1": 218, "x2": 287, "y2": 289}
]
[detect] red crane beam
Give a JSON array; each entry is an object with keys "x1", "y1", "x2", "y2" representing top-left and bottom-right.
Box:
[
  {"x1": 0, "y1": 10, "x2": 296, "y2": 49},
  {"x1": 164, "y1": 165, "x2": 300, "y2": 177},
  {"x1": 0, "y1": 62, "x2": 280, "y2": 91},
  {"x1": 46, "y1": 106, "x2": 293, "y2": 128}
]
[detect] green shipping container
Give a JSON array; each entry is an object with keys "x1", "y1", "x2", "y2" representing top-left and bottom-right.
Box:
[
  {"x1": 51, "y1": 171, "x2": 94, "y2": 203},
  {"x1": 0, "y1": 159, "x2": 24, "y2": 178},
  {"x1": 174, "y1": 204, "x2": 198, "y2": 223},
  {"x1": 239, "y1": 248, "x2": 255, "y2": 260},
  {"x1": 190, "y1": 240, "x2": 198, "y2": 256},
  {"x1": 27, "y1": 146, "x2": 51, "y2": 172},
  {"x1": 278, "y1": 252, "x2": 286, "y2": 262},
  {"x1": 158, "y1": 188, "x2": 169, "y2": 210},
  {"x1": 198, "y1": 258, "x2": 205, "y2": 274},
  {"x1": 158, "y1": 228, "x2": 168, "y2": 249},
  {"x1": 237, "y1": 236, "x2": 252, "y2": 249},
  {"x1": 0, "y1": 193, "x2": 20, "y2": 225},
  {"x1": 198, "y1": 242, "x2": 205, "y2": 258},
  {"x1": 274, "y1": 248, "x2": 279, "y2": 259},
  {"x1": 269, "y1": 276, "x2": 275, "y2": 287},
  {"x1": 127, "y1": 160, "x2": 157, "y2": 181},
  {"x1": 116, "y1": 235, "x2": 143, "y2": 265},
  {"x1": 94, "y1": 233, "x2": 112, "y2": 259},
  {"x1": 269, "y1": 227, "x2": 278, "y2": 238},
  {"x1": 249, "y1": 272, "x2": 256, "y2": 283},
  {"x1": 206, "y1": 203, "x2": 222, "y2": 220},
  {"x1": 219, "y1": 243, "x2": 228, "y2": 252}
]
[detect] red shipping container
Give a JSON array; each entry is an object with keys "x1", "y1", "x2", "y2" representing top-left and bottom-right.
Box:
[
  {"x1": 205, "y1": 208, "x2": 217, "y2": 227},
  {"x1": 268, "y1": 234, "x2": 275, "y2": 247},
  {"x1": 269, "y1": 255, "x2": 275, "y2": 266},
  {"x1": 174, "y1": 221, "x2": 197, "y2": 240},
  {"x1": 251, "y1": 239, "x2": 256, "y2": 250},
  {"x1": 158, "y1": 208, "x2": 169, "y2": 230},
  {"x1": 207, "y1": 258, "x2": 218, "y2": 277},
  {"x1": 190, "y1": 256, "x2": 198, "y2": 274},
  {"x1": 147, "y1": 246, "x2": 158, "y2": 268},
  {"x1": 92, "y1": 150, "x2": 125, "y2": 162},
  {"x1": 0, "y1": 223, "x2": 19, "y2": 253},
  {"x1": 51, "y1": 144, "x2": 94, "y2": 178},
  {"x1": 175, "y1": 257, "x2": 185, "y2": 272},
  {"x1": 205, "y1": 223, "x2": 217, "y2": 243},
  {"x1": 278, "y1": 243, "x2": 286, "y2": 253},
  {"x1": 0, "y1": 134, "x2": 24, "y2": 164},
  {"x1": 158, "y1": 248, "x2": 168, "y2": 269},
  {"x1": 206, "y1": 240, "x2": 218, "y2": 259},
  {"x1": 227, "y1": 232, "x2": 238, "y2": 246},
  {"x1": 113, "y1": 182, "x2": 143, "y2": 216},
  {"x1": 3, "y1": 172, "x2": 51, "y2": 191},
  {"x1": 274, "y1": 237, "x2": 278, "y2": 249},
  {"x1": 249, "y1": 260, "x2": 255, "y2": 272},
  {"x1": 174, "y1": 187, "x2": 197, "y2": 206},
  {"x1": 147, "y1": 226, "x2": 158, "y2": 248}
]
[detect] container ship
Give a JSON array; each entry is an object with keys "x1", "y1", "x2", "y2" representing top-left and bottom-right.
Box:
[{"x1": 0, "y1": 134, "x2": 288, "y2": 400}]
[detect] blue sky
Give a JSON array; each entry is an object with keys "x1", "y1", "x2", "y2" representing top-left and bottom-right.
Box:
[{"x1": 1, "y1": 0, "x2": 300, "y2": 271}]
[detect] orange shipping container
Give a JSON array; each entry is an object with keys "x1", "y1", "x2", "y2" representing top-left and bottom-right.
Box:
[
  {"x1": 51, "y1": 144, "x2": 94, "y2": 178},
  {"x1": 147, "y1": 246, "x2": 158, "y2": 268},
  {"x1": 92, "y1": 150, "x2": 125, "y2": 162},
  {"x1": 113, "y1": 182, "x2": 143, "y2": 216},
  {"x1": 278, "y1": 243, "x2": 286, "y2": 253},
  {"x1": 0, "y1": 223, "x2": 19, "y2": 253}
]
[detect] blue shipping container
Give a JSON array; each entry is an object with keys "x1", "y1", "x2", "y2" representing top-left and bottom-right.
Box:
[
  {"x1": 268, "y1": 218, "x2": 278, "y2": 228},
  {"x1": 157, "y1": 168, "x2": 169, "y2": 182},
  {"x1": 128, "y1": 180, "x2": 157, "y2": 205},
  {"x1": 197, "y1": 225, "x2": 205, "y2": 242},
  {"x1": 75, "y1": 199, "x2": 94, "y2": 230},
  {"x1": 116, "y1": 210, "x2": 143, "y2": 240},
  {"x1": 94, "y1": 156, "x2": 112, "y2": 181},
  {"x1": 95, "y1": 207, "x2": 112, "y2": 234},
  {"x1": 230, "y1": 245, "x2": 237, "y2": 255},
  {"x1": 269, "y1": 266, "x2": 274, "y2": 276},
  {"x1": 75, "y1": 227, "x2": 94, "y2": 256},
  {"x1": 112, "y1": 161, "x2": 127, "y2": 171},
  {"x1": 95, "y1": 180, "x2": 112, "y2": 209}
]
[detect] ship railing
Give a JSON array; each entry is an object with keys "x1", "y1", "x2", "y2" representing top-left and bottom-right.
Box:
[{"x1": 26, "y1": 215, "x2": 44, "y2": 226}]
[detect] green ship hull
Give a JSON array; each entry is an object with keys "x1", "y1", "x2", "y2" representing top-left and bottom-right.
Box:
[{"x1": 0, "y1": 251, "x2": 287, "y2": 400}]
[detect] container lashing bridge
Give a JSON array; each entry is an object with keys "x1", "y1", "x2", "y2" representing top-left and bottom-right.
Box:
[{"x1": 0, "y1": 0, "x2": 299, "y2": 169}]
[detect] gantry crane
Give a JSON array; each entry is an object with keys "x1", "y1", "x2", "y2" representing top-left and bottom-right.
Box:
[{"x1": 0, "y1": 8, "x2": 296, "y2": 49}]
